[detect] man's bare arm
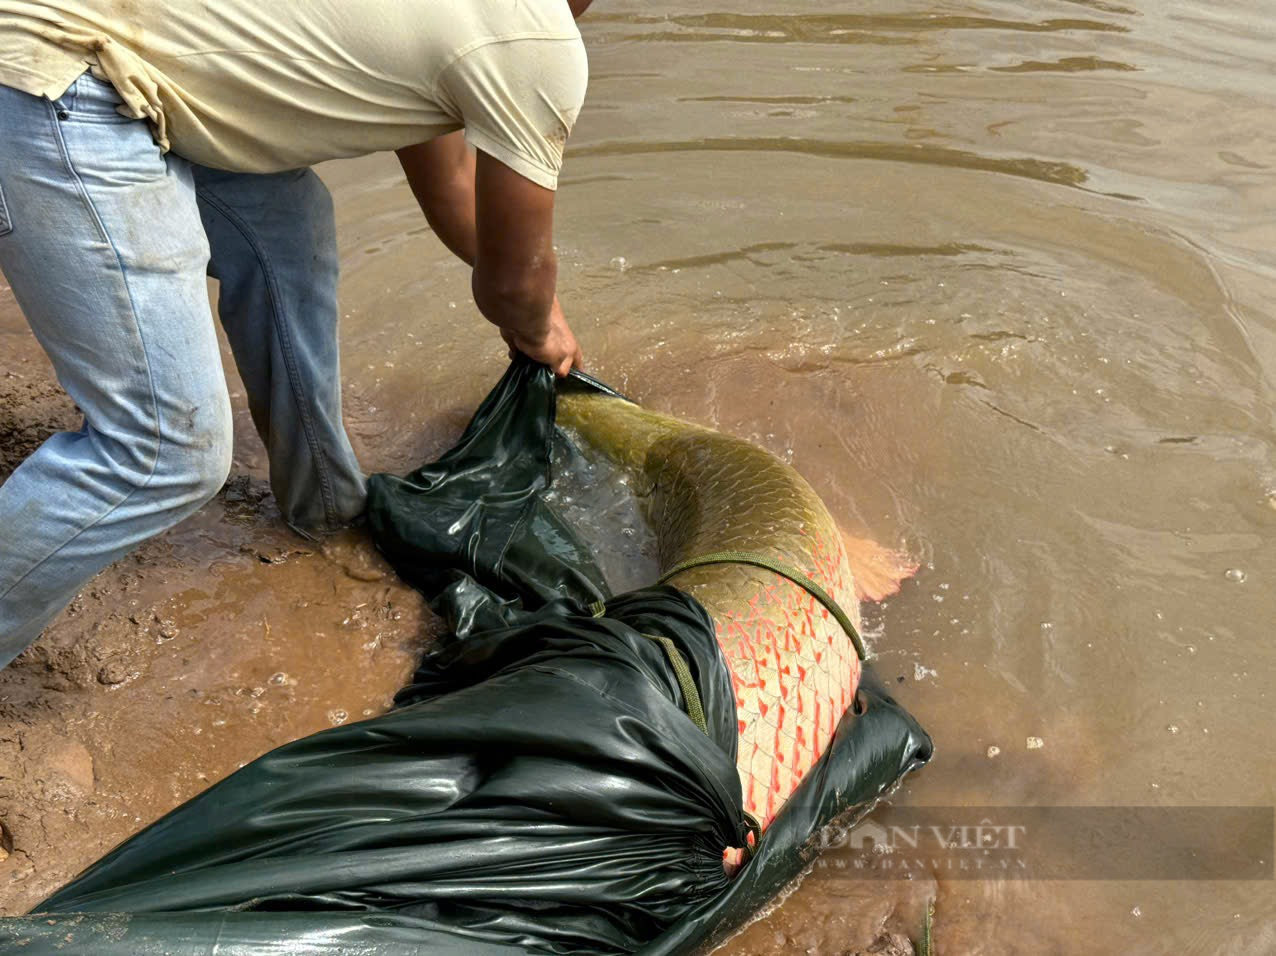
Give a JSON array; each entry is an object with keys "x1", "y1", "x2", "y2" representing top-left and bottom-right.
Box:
[
  {"x1": 397, "y1": 132, "x2": 477, "y2": 265},
  {"x1": 396, "y1": 134, "x2": 581, "y2": 375}
]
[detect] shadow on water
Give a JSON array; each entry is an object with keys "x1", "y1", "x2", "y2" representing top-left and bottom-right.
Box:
[{"x1": 572, "y1": 136, "x2": 1096, "y2": 191}]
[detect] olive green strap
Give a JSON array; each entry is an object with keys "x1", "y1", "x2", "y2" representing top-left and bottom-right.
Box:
[
  {"x1": 593, "y1": 597, "x2": 767, "y2": 854},
  {"x1": 657, "y1": 550, "x2": 868, "y2": 661},
  {"x1": 589, "y1": 600, "x2": 709, "y2": 736},
  {"x1": 642, "y1": 628, "x2": 755, "y2": 853},
  {"x1": 641, "y1": 633, "x2": 709, "y2": 735}
]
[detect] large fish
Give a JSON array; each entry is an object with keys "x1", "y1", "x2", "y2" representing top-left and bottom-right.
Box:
[
  {"x1": 0, "y1": 365, "x2": 928, "y2": 956},
  {"x1": 558, "y1": 388, "x2": 906, "y2": 829}
]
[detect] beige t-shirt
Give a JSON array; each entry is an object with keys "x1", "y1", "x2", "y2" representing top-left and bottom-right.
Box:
[{"x1": 0, "y1": 0, "x2": 587, "y2": 188}]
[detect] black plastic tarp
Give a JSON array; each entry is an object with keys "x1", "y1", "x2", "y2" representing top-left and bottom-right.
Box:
[{"x1": 0, "y1": 359, "x2": 931, "y2": 954}]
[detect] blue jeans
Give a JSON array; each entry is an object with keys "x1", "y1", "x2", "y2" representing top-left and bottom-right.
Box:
[{"x1": 0, "y1": 73, "x2": 366, "y2": 664}]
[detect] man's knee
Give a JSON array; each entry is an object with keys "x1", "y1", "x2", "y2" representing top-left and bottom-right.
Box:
[
  {"x1": 187, "y1": 407, "x2": 235, "y2": 505},
  {"x1": 160, "y1": 393, "x2": 235, "y2": 508},
  {"x1": 189, "y1": 424, "x2": 234, "y2": 505}
]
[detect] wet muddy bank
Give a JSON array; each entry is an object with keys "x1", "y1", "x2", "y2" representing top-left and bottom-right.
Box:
[{"x1": 0, "y1": 307, "x2": 432, "y2": 912}]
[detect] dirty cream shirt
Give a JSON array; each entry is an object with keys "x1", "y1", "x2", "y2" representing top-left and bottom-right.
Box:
[{"x1": 0, "y1": 0, "x2": 587, "y2": 188}]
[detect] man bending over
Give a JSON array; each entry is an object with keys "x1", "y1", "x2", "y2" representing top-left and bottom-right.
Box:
[{"x1": 0, "y1": 0, "x2": 592, "y2": 663}]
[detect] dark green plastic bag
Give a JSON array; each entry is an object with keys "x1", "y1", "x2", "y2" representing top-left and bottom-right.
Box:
[{"x1": 0, "y1": 359, "x2": 931, "y2": 954}]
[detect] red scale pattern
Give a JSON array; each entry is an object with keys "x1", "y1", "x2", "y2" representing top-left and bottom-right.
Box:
[{"x1": 715, "y1": 532, "x2": 861, "y2": 828}]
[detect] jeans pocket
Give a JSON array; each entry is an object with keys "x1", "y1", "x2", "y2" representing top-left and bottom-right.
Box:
[
  {"x1": 57, "y1": 72, "x2": 134, "y2": 123},
  {"x1": 0, "y1": 181, "x2": 12, "y2": 237}
]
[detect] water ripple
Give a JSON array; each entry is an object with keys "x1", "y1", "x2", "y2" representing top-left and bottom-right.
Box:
[
  {"x1": 587, "y1": 12, "x2": 1130, "y2": 46},
  {"x1": 571, "y1": 136, "x2": 1094, "y2": 191}
]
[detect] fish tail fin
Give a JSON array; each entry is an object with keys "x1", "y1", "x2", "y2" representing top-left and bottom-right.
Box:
[{"x1": 841, "y1": 532, "x2": 918, "y2": 603}]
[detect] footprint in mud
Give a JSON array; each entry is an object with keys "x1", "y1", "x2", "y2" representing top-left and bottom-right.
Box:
[
  {"x1": 319, "y1": 532, "x2": 391, "y2": 582},
  {"x1": 851, "y1": 933, "x2": 916, "y2": 956},
  {"x1": 238, "y1": 542, "x2": 315, "y2": 565}
]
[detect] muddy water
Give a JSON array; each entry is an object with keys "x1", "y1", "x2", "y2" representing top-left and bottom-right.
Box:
[
  {"x1": 323, "y1": 1, "x2": 1276, "y2": 952},
  {"x1": 2, "y1": 0, "x2": 1274, "y2": 951}
]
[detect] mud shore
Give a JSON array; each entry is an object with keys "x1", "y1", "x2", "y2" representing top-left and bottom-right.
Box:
[{"x1": 0, "y1": 297, "x2": 432, "y2": 913}]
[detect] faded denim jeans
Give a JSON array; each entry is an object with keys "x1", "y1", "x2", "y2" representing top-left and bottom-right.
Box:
[{"x1": 0, "y1": 73, "x2": 366, "y2": 665}]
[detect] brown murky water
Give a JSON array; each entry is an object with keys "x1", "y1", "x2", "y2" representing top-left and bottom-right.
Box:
[
  {"x1": 328, "y1": 3, "x2": 1276, "y2": 950},
  {"x1": 3, "y1": 0, "x2": 1275, "y2": 952}
]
